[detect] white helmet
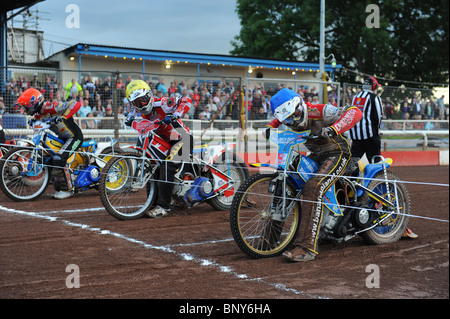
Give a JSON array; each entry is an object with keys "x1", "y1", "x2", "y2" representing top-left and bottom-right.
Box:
[
  {"x1": 126, "y1": 80, "x2": 154, "y2": 115},
  {"x1": 273, "y1": 96, "x2": 308, "y2": 129}
]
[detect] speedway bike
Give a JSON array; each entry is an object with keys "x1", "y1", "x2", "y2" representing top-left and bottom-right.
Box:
[
  {"x1": 98, "y1": 118, "x2": 249, "y2": 220},
  {"x1": 230, "y1": 128, "x2": 411, "y2": 258},
  {"x1": 0, "y1": 118, "x2": 121, "y2": 201}
]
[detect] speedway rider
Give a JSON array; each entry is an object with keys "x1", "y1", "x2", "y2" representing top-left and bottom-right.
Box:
[
  {"x1": 16, "y1": 88, "x2": 83, "y2": 200},
  {"x1": 264, "y1": 88, "x2": 363, "y2": 262},
  {"x1": 125, "y1": 80, "x2": 193, "y2": 218}
]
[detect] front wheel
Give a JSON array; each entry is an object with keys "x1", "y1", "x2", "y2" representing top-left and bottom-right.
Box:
[
  {"x1": 230, "y1": 173, "x2": 300, "y2": 259},
  {"x1": 359, "y1": 171, "x2": 411, "y2": 245},
  {"x1": 0, "y1": 147, "x2": 50, "y2": 201},
  {"x1": 98, "y1": 152, "x2": 157, "y2": 220}
]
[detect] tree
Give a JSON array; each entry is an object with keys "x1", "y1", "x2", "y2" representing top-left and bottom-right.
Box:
[{"x1": 231, "y1": 0, "x2": 449, "y2": 87}]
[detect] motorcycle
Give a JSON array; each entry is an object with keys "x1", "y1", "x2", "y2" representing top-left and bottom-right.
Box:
[
  {"x1": 0, "y1": 118, "x2": 122, "y2": 201},
  {"x1": 229, "y1": 128, "x2": 411, "y2": 259},
  {"x1": 98, "y1": 118, "x2": 249, "y2": 220}
]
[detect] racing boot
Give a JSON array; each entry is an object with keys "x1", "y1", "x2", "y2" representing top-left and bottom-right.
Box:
[
  {"x1": 282, "y1": 245, "x2": 316, "y2": 262},
  {"x1": 402, "y1": 228, "x2": 418, "y2": 239},
  {"x1": 146, "y1": 205, "x2": 169, "y2": 218},
  {"x1": 54, "y1": 188, "x2": 74, "y2": 200},
  {"x1": 53, "y1": 166, "x2": 74, "y2": 200}
]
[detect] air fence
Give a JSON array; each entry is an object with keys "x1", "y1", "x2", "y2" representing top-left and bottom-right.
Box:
[{"x1": 1, "y1": 66, "x2": 448, "y2": 226}]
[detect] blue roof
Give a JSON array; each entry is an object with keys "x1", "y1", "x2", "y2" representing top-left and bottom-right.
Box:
[{"x1": 69, "y1": 43, "x2": 341, "y2": 72}]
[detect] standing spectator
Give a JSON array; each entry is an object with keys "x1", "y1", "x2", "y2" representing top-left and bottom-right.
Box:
[
  {"x1": 192, "y1": 89, "x2": 200, "y2": 118},
  {"x1": 116, "y1": 77, "x2": 126, "y2": 101},
  {"x1": 425, "y1": 100, "x2": 434, "y2": 120},
  {"x1": 77, "y1": 98, "x2": 92, "y2": 118},
  {"x1": 411, "y1": 95, "x2": 421, "y2": 120},
  {"x1": 384, "y1": 96, "x2": 394, "y2": 119},
  {"x1": 30, "y1": 73, "x2": 42, "y2": 89},
  {"x1": 2, "y1": 84, "x2": 15, "y2": 113},
  {"x1": 168, "y1": 82, "x2": 178, "y2": 97},
  {"x1": 83, "y1": 74, "x2": 96, "y2": 98},
  {"x1": 401, "y1": 97, "x2": 410, "y2": 119},
  {"x1": 178, "y1": 80, "x2": 187, "y2": 94},
  {"x1": 65, "y1": 79, "x2": 82, "y2": 101},
  {"x1": 156, "y1": 78, "x2": 168, "y2": 96},
  {"x1": 436, "y1": 95, "x2": 445, "y2": 120}
]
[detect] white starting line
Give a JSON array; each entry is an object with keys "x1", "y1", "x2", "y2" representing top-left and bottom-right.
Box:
[{"x1": 0, "y1": 204, "x2": 326, "y2": 299}]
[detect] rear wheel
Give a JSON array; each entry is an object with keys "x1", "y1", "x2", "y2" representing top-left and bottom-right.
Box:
[
  {"x1": 99, "y1": 152, "x2": 157, "y2": 220},
  {"x1": 0, "y1": 147, "x2": 49, "y2": 201},
  {"x1": 360, "y1": 171, "x2": 411, "y2": 244}
]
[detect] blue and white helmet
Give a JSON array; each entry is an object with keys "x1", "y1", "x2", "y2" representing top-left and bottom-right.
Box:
[{"x1": 270, "y1": 88, "x2": 308, "y2": 128}]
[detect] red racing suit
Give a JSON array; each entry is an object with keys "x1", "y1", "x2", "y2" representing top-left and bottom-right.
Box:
[
  {"x1": 267, "y1": 102, "x2": 363, "y2": 254},
  {"x1": 128, "y1": 95, "x2": 193, "y2": 210}
]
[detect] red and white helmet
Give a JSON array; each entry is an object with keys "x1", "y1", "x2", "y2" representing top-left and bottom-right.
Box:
[{"x1": 15, "y1": 88, "x2": 45, "y2": 115}]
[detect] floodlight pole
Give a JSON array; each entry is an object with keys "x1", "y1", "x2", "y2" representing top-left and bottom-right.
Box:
[{"x1": 319, "y1": 0, "x2": 326, "y2": 104}]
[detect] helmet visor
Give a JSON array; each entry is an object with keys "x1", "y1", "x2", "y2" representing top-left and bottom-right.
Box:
[{"x1": 131, "y1": 95, "x2": 151, "y2": 110}]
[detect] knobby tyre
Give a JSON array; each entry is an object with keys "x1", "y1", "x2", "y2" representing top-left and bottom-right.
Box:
[
  {"x1": 99, "y1": 152, "x2": 157, "y2": 220},
  {"x1": 360, "y1": 171, "x2": 411, "y2": 245},
  {"x1": 0, "y1": 147, "x2": 49, "y2": 201},
  {"x1": 230, "y1": 172, "x2": 300, "y2": 258}
]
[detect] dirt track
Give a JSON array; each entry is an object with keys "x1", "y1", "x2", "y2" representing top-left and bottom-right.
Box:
[{"x1": 0, "y1": 166, "x2": 448, "y2": 301}]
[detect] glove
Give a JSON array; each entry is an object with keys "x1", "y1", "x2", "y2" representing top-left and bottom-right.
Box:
[
  {"x1": 163, "y1": 114, "x2": 179, "y2": 125},
  {"x1": 320, "y1": 127, "x2": 336, "y2": 138},
  {"x1": 125, "y1": 115, "x2": 135, "y2": 127},
  {"x1": 262, "y1": 127, "x2": 271, "y2": 140}
]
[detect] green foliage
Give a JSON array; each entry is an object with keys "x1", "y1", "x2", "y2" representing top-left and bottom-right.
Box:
[{"x1": 231, "y1": 0, "x2": 449, "y2": 87}]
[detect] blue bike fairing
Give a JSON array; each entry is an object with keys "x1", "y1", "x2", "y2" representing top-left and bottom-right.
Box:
[
  {"x1": 356, "y1": 160, "x2": 392, "y2": 197},
  {"x1": 269, "y1": 129, "x2": 310, "y2": 171}
]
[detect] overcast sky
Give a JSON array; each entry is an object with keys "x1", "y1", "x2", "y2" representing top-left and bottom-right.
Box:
[{"x1": 10, "y1": 0, "x2": 241, "y2": 58}]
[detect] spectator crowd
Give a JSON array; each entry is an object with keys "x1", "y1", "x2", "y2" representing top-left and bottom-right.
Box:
[{"x1": 1, "y1": 72, "x2": 448, "y2": 131}]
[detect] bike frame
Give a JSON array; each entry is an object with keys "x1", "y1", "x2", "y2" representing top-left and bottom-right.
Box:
[
  {"x1": 21, "y1": 119, "x2": 117, "y2": 178},
  {"x1": 126, "y1": 119, "x2": 237, "y2": 198}
]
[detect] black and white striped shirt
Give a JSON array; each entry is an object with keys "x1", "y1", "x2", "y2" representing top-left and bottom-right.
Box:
[{"x1": 348, "y1": 90, "x2": 383, "y2": 140}]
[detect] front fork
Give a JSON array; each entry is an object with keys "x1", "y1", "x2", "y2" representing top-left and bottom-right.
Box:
[{"x1": 268, "y1": 173, "x2": 300, "y2": 222}]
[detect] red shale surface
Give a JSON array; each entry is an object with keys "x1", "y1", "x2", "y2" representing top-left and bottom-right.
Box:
[{"x1": 0, "y1": 166, "x2": 448, "y2": 300}]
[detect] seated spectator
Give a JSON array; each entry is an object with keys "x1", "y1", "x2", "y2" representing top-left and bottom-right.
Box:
[
  {"x1": 98, "y1": 106, "x2": 115, "y2": 129},
  {"x1": 77, "y1": 98, "x2": 92, "y2": 118},
  {"x1": 81, "y1": 112, "x2": 97, "y2": 129},
  {"x1": 200, "y1": 105, "x2": 211, "y2": 120}
]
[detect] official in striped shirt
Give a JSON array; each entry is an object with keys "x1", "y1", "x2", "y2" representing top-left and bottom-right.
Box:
[{"x1": 349, "y1": 77, "x2": 383, "y2": 163}]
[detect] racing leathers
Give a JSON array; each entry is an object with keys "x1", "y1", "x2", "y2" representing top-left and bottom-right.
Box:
[
  {"x1": 126, "y1": 95, "x2": 193, "y2": 210},
  {"x1": 32, "y1": 100, "x2": 83, "y2": 191},
  {"x1": 266, "y1": 100, "x2": 363, "y2": 257}
]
